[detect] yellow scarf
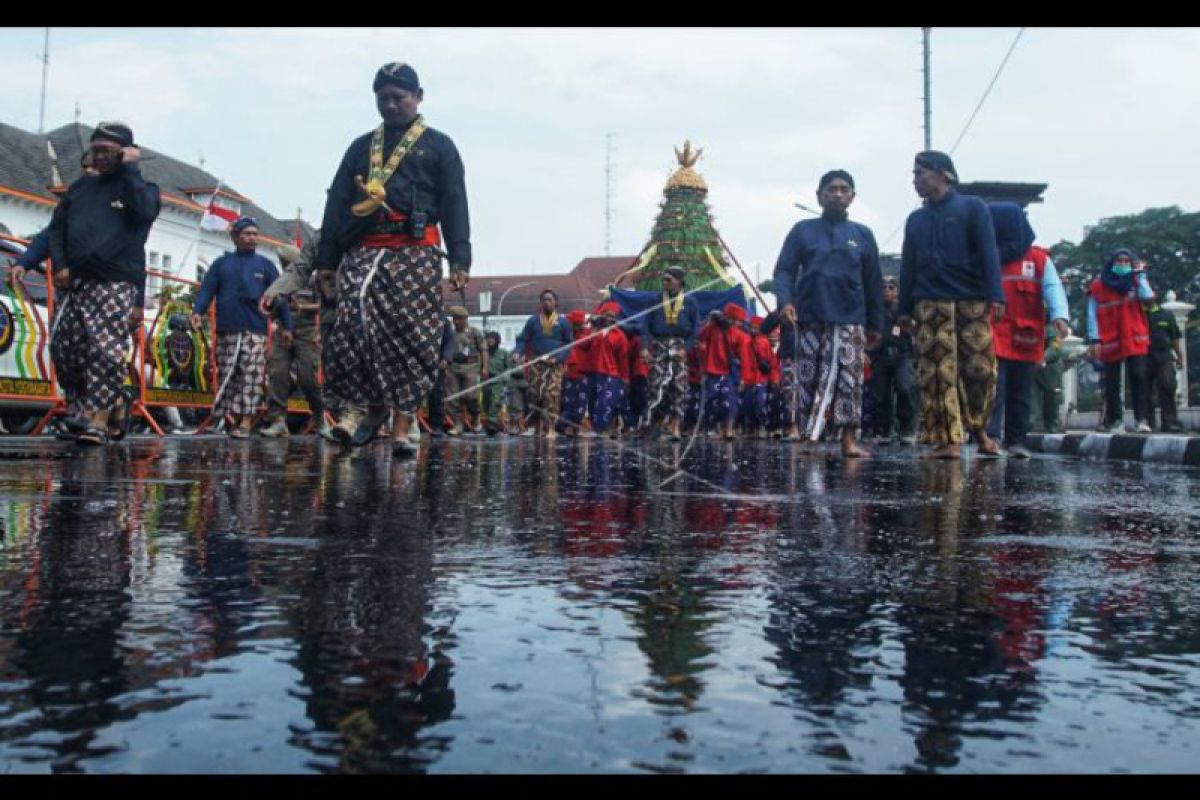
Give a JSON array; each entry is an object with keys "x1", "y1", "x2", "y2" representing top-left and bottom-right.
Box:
[
  {"x1": 663, "y1": 290, "x2": 684, "y2": 326},
  {"x1": 541, "y1": 311, "x2": 560, "y2": 336}
]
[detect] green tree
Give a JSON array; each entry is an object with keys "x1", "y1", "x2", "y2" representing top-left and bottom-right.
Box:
[
  {"x1": 1049, "y1": 206, "x2": 1200, "y2": 303},
  {"x1": 624, "y1": 142, "x2": 737, "y2": 293}
]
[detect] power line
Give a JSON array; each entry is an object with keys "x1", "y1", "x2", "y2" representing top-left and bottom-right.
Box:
[
  {"x1": 949, "y1": 28, "x2": 1025, "y2": 155},
  {"x1": 883, "y1": 28, "x2": 1026, "y2": 250}
]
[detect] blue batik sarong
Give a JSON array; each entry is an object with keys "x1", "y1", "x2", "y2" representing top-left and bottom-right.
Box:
[
  {"x1": 559, "y1": 376, "x2": 589, "y2": 432},
  {"x1": 740, "y1": 384, "x2": 768, "y2": 428},
  {"x1": 767, "y1": 383, "x2": 786, "y2": 432},
  {"x1": 702, "y1": 374, "x2": 739, "y2": 429},
  {"x1": 587, "y1": 373, "x2": 626, "y2": 433},
  {"x1": 684, "y1": 383, "x2": 702, "y2": 428}
]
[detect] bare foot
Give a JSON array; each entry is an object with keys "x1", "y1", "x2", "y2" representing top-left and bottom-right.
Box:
[
  {"x1": 975, "y1": 431, "x2": 1002, "y2": 456},
  {"x1": 921, "y1": 444, "x2": 961, "y2": 460},
  {"x1": 841, "y1": 430, "x2": 868, "y2": 458}
]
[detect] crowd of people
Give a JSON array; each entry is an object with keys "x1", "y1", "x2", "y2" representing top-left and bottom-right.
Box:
[{"x1": 7, "y1": 61, "x2": 1188, "y2": 457}]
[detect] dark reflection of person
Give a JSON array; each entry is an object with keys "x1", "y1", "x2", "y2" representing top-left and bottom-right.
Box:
[
  {"x1": 283, "y1": 448, "x2": 453, "y2": 773},
  {"x1": 762, "y1": 455, "x2": 884, "y2": 761},
  {"x1": 506, "y1": 437, "x2": 560, "y2": 532},
  {"x1": 558, "y1": 441, "x2": 646, "y2": 564},
  {"x1": 5, "y1": 453, "x2": 132, "y2": 771},
  {"x1": 161, "y1": 441, "x2": 271, "y2": 665},
  {"x1": 893, "y1": 460, "x2": 1042, "y2": 772},
  {"x1": 990, "y1": 462, "x2": 1055, "y2": 673}
]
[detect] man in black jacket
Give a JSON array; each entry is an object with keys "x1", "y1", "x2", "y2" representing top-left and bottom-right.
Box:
[
  {"x1": 867, "y1": 277, "x2": 917, "y2": 444},
  {"x1": 48, "y1": 121, "x2": 161, "y2": 445},
  {"x1": 315, "y1": 62, "x2": 470, "y2": 457}
]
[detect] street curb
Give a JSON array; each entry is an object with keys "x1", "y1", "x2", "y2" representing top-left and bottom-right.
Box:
[{"x1": 1027, "y1": 433, "x2": 1200, "y2": 467}]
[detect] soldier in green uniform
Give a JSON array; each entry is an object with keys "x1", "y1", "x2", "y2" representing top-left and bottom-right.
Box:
[
  {"x1": 446, "y1": 306, "x2": 489, "y2": 435},
  {"x1": 1030, "y1": 323, "x2": 1065, "y2": 433},
  {"x1": 483, "y1": 331, "x2": 515, "y2": 435},
  {"x1": 1145, "y1": 300, "x2": 1185, "y2": 432},
  {"x1": 260, "y1": 245, "x2": 331, "y2": 439}
]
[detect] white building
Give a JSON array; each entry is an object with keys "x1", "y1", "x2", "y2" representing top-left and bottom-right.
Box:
[{"x1": 0, "y1": 121, "x2": 304, "y2": 313}]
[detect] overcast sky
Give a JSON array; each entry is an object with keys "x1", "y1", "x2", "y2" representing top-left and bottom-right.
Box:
[{"x1": 1, "y1": 27, "x2": 1196, "y2": 281}]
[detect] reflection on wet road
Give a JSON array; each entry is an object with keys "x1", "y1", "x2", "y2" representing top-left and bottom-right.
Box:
[{"x1": 1, "y1": 437, "x2": 1197, "y2": 773}]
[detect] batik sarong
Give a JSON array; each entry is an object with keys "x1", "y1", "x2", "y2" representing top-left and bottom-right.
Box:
[
  {"x1": 684, "y1": 383, "x2": 702, "y2": 428},
  {"x1": 623, "y1": 376, "x2": 648, "y2": 430},
  {"x1": 767, "y1": 382, "x2": 785, "y2": 432},
  {"x1": 527, "y1": 358, "x2": 564, "y2": 423},
  {"x1": 793, "y1": 322, "x2": 866, "y2": 441},
  {"x1": 49, "y1": 278, "x2": 136, "y2": 414},
  {"x1": 739, "y1": 384, "x2": 768, "y2": 429},
  {"x1": 586, "y1": 373, "x2": 625, "y2": 433},
  {"x1": 646, "y1": 337, "x2": 689, "y2": 423},
  {"x1": 778, "y1": 357, "x2": 799, "y2": 431},
  {"x1": 214, "y1": 331, "x2": 267, "y2": 417},
  {"x1": 702, "y1": 374, "x2": 739, "y2": 428},
  {"x1": 914, "y1": 299, "x2": 998, "y2": 447},
  {"x1": 558, "y1": 376, "x2": 588, "y2": 432},
  {"x1": 324, "y1": 244, "x2": 444, "y2": 415}
]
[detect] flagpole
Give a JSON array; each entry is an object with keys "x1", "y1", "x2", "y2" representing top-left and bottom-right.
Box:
[{"x1": 176, "y1": 177, "x2": 224, "y2": 278}]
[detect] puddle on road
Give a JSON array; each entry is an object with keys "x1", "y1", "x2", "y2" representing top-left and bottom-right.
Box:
[{"x1": 0, "y1": 437, "x2": 1197, "y2": 773}]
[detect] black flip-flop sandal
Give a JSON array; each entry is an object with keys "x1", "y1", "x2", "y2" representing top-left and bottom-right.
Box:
[{"x1": 392, "y1": 440, "x2": 418, "y2": 458}]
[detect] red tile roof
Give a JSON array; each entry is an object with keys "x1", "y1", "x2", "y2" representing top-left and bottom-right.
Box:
[{"x1": 459, "y1": 256, "x2": 637, "y2": 317}]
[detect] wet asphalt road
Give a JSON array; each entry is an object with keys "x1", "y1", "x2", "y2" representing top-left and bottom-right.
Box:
[{"x1": 0, "y1": 435, "x2": 1197, "y2": 773}]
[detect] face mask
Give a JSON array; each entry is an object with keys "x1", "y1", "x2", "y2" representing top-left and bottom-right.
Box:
[{"x1": 1111, "y1": 265, "x2": 1132, "y2": 276}]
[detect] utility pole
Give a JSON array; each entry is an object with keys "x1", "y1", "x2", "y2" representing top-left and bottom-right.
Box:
[
  {"x1": 38, "y1": 28, "x2": 50, "y2": 133},
  {"x1": 922, "y1": 27, "x2": 932, "y2": 150},
  {"x1": 605, "y1": 132, "x2": 614, "y2": 256}
]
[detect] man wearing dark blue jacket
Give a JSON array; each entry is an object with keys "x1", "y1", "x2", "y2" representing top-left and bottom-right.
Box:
[
  {"x1": 47, "y1": 122, "x2": 161, "y2": 445},
  {"x1": 773, "y1": 169, "x2": 884, "y2": 458},
  {"x1": 641, "y1": 266, "x2": 699, "y2": 440},
  {"x1": 192, "y1": 217, "x2": 290, "y2": 438},
  {"x1": 897, "y1": 151, "x2": 1004, "y2": 460}
]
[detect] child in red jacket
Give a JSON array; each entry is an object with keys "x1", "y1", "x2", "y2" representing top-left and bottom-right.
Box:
[
  {"x1": 558, "y1": 309, "x2": 590, "y2": 436},
  {"x1": 696, "y1": 302, "x2": 753, "y2": 440},
  {"x1": 581, "y1": 302, "x2": 630, "y2": 436}
]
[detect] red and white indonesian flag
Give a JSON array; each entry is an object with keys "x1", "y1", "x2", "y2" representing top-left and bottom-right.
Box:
[{"x1": 200, "y1": 185, "x2": 237, "y2": 232}]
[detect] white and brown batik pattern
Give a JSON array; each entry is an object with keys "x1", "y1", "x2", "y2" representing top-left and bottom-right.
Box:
[
  {"x1": 526, "y1": 358, "x2": 564, "y2": 423},
  {"x1": 324, "y1": 244, "x2": 445, "y2": 415},
  {"x1": 214, "y1": 332, "x2": 267, "y2": 417},
  {"x1": 793, "y1": 322, "x2": 866, "y2": 441},
  {"x1": 646, "y1": 337, "x2": 689, "y2": 423},
  {"x1": 49, "y1": 278, "x2": 136, "y2": 413}
]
